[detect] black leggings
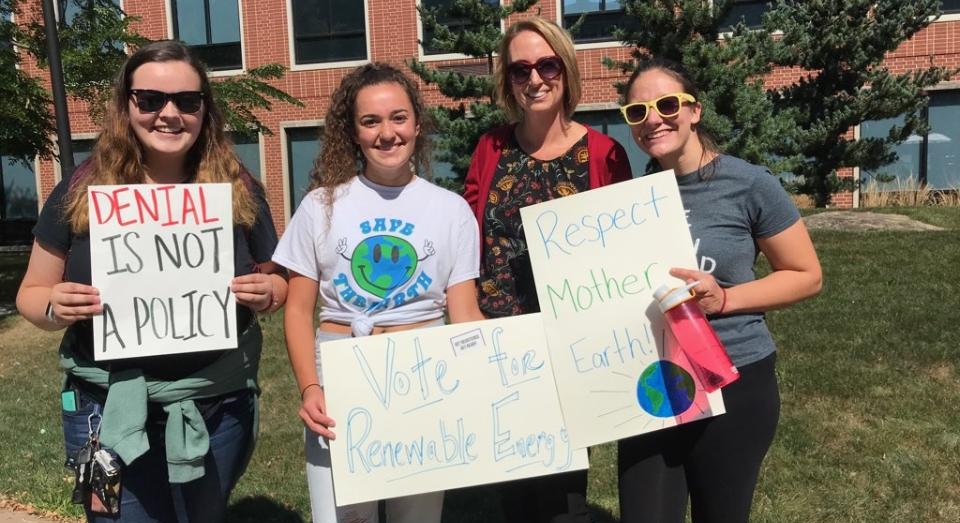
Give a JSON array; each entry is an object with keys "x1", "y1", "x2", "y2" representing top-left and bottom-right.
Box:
[{"x1": 617, "y1": 353, "x2": 780, "y2": 523}]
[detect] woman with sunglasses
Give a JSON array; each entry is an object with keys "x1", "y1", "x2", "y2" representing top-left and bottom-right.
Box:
[
  {"x1": 616, "y1": 57, "x2": 822, "y2": 523},
  {"x1": 463, "y1": 17, "x2": 632, "y2": 523},
  {"x1": 16, "y1": 40, "x2": 286, "y2": 522}
]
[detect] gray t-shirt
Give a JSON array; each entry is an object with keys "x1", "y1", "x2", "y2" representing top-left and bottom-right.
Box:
[{"x1": 674, "y1": 154, "x2": 800, "y2": 367}]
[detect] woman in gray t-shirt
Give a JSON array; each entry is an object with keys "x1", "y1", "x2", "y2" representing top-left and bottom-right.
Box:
[{"x1": 615, "y1": 57, "x2": 822, "y2": 523}]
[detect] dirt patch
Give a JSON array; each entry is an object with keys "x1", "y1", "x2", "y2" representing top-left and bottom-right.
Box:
[{"x1": 803, "y1": 211, "x2": 945, "y2": 232}]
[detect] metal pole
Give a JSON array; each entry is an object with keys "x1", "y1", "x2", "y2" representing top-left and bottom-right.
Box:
[{"x1": 41, "y1": 0, "x2": 74, "y2": 177}]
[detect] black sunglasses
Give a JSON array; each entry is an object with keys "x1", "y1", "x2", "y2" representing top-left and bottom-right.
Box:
[
  {"x1": 129, "y1": 89, "x2": 204, "y2": 114},
  {"x1": 506, "y1": 56, "x2": 564, "y2": 85}
]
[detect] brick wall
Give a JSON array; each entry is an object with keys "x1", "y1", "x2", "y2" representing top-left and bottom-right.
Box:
[{"x1": 16, "y1": 1, "x2": 960, "y2": 216}]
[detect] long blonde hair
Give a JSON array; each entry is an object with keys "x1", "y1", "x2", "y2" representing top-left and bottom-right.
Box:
[{"x1": 63, "y1": 40, "x2": 260, "y2": 233}]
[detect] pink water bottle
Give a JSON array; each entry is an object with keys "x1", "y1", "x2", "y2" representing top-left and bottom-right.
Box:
[{"x1": 654, "y1": 283, "x2": 739, "y2": 392}]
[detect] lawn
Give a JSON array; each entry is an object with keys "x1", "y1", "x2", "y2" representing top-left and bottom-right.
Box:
[{"x1": 1, "y1": 207, "x2": 958, "y2": 522}]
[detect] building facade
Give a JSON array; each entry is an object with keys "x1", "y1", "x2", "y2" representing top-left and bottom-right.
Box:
[{"x1": 3, "y1": 0, "x2": 960, "y2": 239}]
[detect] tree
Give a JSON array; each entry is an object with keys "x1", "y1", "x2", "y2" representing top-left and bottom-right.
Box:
[
  {"x1": 615, "y1": 0, "x2": 956, "y2": 206},
  {"x1": 611, "y1": 1, "x2": 791, "y2": 172},
  {"x1": 408, "y1": 0, "x2": 539, "y2": 191},
  {"x1": 762, "y1": 0, "x2": 955, "y2": 206},
  {"x1": 5, "y1": 0, "x2": 302, "y2": 162},
  {"x1": 1, "y1": 0, "x2": 55, "y2": 162}
]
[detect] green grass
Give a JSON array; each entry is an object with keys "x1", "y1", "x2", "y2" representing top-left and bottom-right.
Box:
[{"x1": 1, "y1": 208, "x2": 958, "y2": 522}]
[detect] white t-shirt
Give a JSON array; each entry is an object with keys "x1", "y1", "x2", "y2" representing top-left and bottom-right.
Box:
[{"x1": 273, "y1": 175, "x2": 479, "y2": 334}]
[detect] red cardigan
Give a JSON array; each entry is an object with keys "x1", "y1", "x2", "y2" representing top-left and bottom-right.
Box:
[{"x1": 463, "y1": 124, "x2": 633, "y2": 242}]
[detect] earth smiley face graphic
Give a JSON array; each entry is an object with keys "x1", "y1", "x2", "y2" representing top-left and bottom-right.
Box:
[{"x1": 350, "y1": 235, "x2": 418, "y2": 298}]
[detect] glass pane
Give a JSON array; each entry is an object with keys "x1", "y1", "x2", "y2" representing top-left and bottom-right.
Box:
[
  {"x1": 231, "y1": 132, "x2": 261, "y2": 179},
  {"x1": 563, "y1": 10, "x2": 634, "y2": 43},
  {"x1": 564, "y1": 0, "x2": 602, "y2": 16},
  {"x1": 860, "y1": 116, "x2": 922, "y2": 190},
  {"x1": 292, "y1": 0, "x2": 366, "y2": 64},
  {"x1": 1, "y1": 156, "x2": 38, "y2": 220},
  {"x1": 942, "y1": 0, "x2": 960, "y2": 14},
  {"x1": 286, "y1": 127, "x2": 321, "y2": 210},
  {"x1": 718, "y1": 0, "x2": 768, "y2": 30},
  {"x1": 422, "y1": 0, "x2": 499, "y2": 55},
  {"x1": 174, "y1": 0, "x2": 207, "y2": 45},
  {"x1": 429, "y1": 134, "x2": 457, "y2": 180},
  {"x1": 209, "y1": 0, "x2": 241, "y2": 43},
  {"x1": 193, "y1": 42, "x2": 242, "y2": 71},
  {"x1": 927, "y1": 90, "x2": 960, "y2": 189},
  {"x1": 71, "y1": 139, "x2": 95, "y2": 166},
  {"x1": 575, "y1": 111, "x2": 649, "y2": 178}
]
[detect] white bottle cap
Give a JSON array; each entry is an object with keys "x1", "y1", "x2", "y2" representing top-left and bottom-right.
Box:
[{"x1": 653, "y1": 283, "x2": 697, "y2": 313}]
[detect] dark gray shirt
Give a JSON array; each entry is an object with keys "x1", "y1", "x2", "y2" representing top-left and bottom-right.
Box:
[{"x1": 674, "y1": 155, "x2": 800, "y2": 366}]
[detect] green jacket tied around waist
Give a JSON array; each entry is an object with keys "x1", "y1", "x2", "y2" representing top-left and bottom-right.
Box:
[{"x1": 59, "y1": 320, "x2": 262, "y2": 484}]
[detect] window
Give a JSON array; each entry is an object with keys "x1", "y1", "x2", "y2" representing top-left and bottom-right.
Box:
[
  {"x1": 286, "y1": 127, "x2": 320, "y2": 210},
  {"x1": 0, "y1": 156, "x2": 38, "y2": 221},
  {"x1": 72, "y1": 138, "x2": 95, "y2": 166},
  {"x1": 562, "y1": 0, "x2": 633, "y2": 44},
  {"x1": 860, "y1": 90, "x2": 960, "y2": 191},
  {"x1": 171, "y1": 0, "x2": 242, "y2": 71},
  {"x1": 231, "y1": 132, "x2": 262, "y2": 180},
  {"x1": 717, "y1": 0, "x2": 769, "y2": 30},
  {"x1": 860, "y1": 116, "x2": 920, "y2": 190},
  {"x1": 420, "y1": 0, "x2": 498, "y2": 56},
  {"x1": 943, "y1": 0, "x2": 960, "y2": 15},
  {"x1": 292, "y1": 0, "x2": 366, "y2": 65},
  {"x1": 577, "y1": 110, "x2": 648, "y2": 178},
  {"x1": 1, "y1": 6, "x2": 12, "y2": 55},
  {"x1": 926, "y1": 91, "x2": 960, "y2": 189}
]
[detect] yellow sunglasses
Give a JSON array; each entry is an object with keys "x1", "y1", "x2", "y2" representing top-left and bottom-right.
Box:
[{"x1": 620, "y1": 93, "x2": 697, "y2": 125}]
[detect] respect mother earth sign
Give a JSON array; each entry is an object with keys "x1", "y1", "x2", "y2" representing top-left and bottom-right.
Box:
[
  {"x1": 520, "y1": 170, "x2": 726, "y2": 449},
  {"x1": 88, "y1": 183, "x2": 236, "y2": 360}
]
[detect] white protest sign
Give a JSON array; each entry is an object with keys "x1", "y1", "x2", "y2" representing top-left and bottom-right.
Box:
[
  {"x1": 88, "y1": 183, "x2": 236, "y2": 360},
  {"x1": 320, "y1": 314, "x2": 589, "y2": 506},
  {"x1": 520, "y1": 170, "x2": 725, "y2": 449}
]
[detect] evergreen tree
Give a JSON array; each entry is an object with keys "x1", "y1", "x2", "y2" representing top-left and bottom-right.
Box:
[
  {"x1": 615, "y1": 0, "x2": 956, "y2": 206},
  {"x1": 612, "y1": 0, "x2": 791, "y2": 172},
  {"x1": 762, "y1": 0, "x2": 955, "y2": 206},
  {"x1": 408, "y1": 0, "x2": 539, "y2": 191}
]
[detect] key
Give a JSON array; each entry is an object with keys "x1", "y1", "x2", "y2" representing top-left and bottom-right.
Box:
[{"x1": 71, "y1": 442, "x2": 94, "y2": 505}]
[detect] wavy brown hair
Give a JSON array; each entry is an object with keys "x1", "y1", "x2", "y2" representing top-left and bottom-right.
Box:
[
  {"x1": 308, "y1": 62, "x2": 432, "y2": 207},
  {"x1": 63, "y1": 40, "x2": 260, "y2": 233},
  {"x1": 494, "y1": 17, "x2": 581, "y2": 123}
]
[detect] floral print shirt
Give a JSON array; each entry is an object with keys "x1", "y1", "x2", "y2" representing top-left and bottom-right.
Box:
[{"x1": 479, "y1": 133, "x2": 591, "y2": 317}]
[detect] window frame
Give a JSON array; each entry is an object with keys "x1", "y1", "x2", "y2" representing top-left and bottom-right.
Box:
[
  {"x1": 417, "y1": 0, "x2": 501, "y2": 61},
  {"x1": 857, "y1": 88, "x2": 960, "y2": 192},
  {"x1": 167, "y1": 0, "x2": 245, "y2": 73},
  {"x1": 558, "y1": 0, "x2": 632, "y2": 48},
  {"x1": 287, "y1": 0, "x2": 370, "y2": 71},
  {"x1": 281, "y1": 122, "x2": 323, "y2": 218}
]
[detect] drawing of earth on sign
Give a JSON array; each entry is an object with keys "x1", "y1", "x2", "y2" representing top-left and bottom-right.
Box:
[{"x1": 636, "y1": 361, "x2": 696, "y2": 417}]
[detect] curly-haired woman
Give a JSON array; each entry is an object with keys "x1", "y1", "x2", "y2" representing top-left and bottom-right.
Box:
[{"x1": 272, "y1": 62, "x2": 485, "y2": 523}]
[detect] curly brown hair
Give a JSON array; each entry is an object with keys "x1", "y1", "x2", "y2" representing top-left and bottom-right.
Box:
[
  {"x1": 308, "y1": 62, "x2": 432, "y2": 207},
  {"x1": 63, "y1": 40, "x2": 260, "y2": 233}
]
